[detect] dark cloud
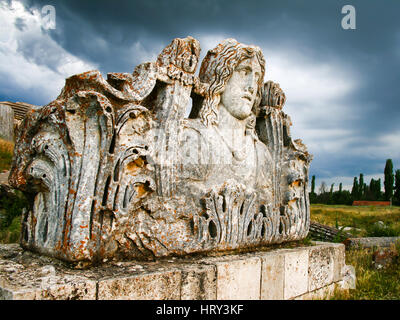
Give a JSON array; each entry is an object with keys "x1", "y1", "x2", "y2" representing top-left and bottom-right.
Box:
[
  {"x1": 14, "y1": 16, "x2": 27, "y2": 30},
  {"x1": 3, "y1": 0, "x2": 400, "y2": 187}
]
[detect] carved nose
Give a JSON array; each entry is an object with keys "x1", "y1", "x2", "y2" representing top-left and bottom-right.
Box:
[{"x1": 247, "y1": 87, "x2": 254, "y2": 95}]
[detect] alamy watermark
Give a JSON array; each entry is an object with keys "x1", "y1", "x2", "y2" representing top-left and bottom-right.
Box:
[
  {"x1": 341, "y1": 5, "x2": 356, "y2": 30},
  {"x1": 41, "y1": 5, "x2": 56, "y2": 30}
]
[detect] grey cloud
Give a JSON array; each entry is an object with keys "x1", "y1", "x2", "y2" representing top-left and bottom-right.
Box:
[
  {"x1": 14, "y1": 17, "x2": 27, "y2": 31},
  {"x1": 3, "y1": 0, "x2": 400, "y2": 185}
]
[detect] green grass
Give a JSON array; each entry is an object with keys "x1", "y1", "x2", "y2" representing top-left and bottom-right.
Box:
[
  {"x1": 0, "y1": 137, "x2": 13, "y2": 172},
  {"x1": 330, "y1": 244, "x2": 400, "y2": 300},
  {"x1": 0, "y1": 137, "x2": 20, "y2": 243},
  {"x1": 0, "y1": 215, "x2": 21, "y2": 244},
  {"x1": 311, "y1": 204, "x2": 400, "y2": 237},
  {"x1": 0, "y1": 188, "x2": 27, "y2": 244}
]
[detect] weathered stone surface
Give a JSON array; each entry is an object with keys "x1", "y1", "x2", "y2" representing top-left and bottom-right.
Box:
[
  {"x1": 180, "y1": 264, "x2": 216, "y2": 300},
  {"x1": 372, "y1": 247, "x2": 398, "y2": 269},
  {"x1": 345, "y1": 237, "x2": 400, "y2": 249},
  {"x1": 260, "y1": 251, "x2": 285, "y2": 300},
  {"x1": 309, "y1": 221, "x2": 352, "y2": 242},
  {"x1": 0, "y1": 245, "x2": 96, "y2": 300},
  {"x1": 214, "y1": 256, "x2": 261, "y2": 300},
  {"x1": 97, "y1": 270, "x2": 181, "y2": 300},
  {"x1": 294, "y1": 282, "x2": 340, "y2": 300},
  {"x1": 331, "y1": 243, "x2": 346, "y2": 282},
  {"x1": 339, "y1": 264, "x2": 356, "y2": 290},
  {"x1": 9, "y1": 36, "x2": 312, "y2": 263},
  {"x1": 308, "y1": 244, "x2": 334, "y2": 292},
  {"x1": 283, "y1": 248, "x2": 309, "y2": 299},
  {"x1": 0, "y1": 103, "x2": 14, "y2": 141}
]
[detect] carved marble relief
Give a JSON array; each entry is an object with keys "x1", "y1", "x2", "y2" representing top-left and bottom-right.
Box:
[{"x1": 9, "y1": 36, "x2": 312, "y2": 263}]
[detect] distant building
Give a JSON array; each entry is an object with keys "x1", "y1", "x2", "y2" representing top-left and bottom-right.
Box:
[
  {"x1": 0, "y1": 101, "x2": 39, "y2": 141},
  {"x1": 0, "y1": 101, "x2": 38, "y2": 121}
]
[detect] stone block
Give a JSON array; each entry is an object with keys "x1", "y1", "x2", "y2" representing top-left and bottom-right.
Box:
[
  {"x1": 260, "y1": 251, "x2": 285, "y2": 300},
  {"x1": 294, "y1": 282, "x2": 338, "y2": 300},
  {"x1": 0, "y1": 245, "x2": 97, "y2": 300},
  {"x1": 308, "y1": 244, "x2": 334, "y2": 292},
  {"x1": 214, "y1": 256, "x2": 261, "y2": 300},
  {"x1": 339, "y1": 265, "x2": 356, "y2": 290},
  {"x1": 0, "y1": 271, "x2": 96, "y2": 300},
  {"x1": 284, "y1": 248, "x2": 309, "y2": 299},
  {"x1": 332, "y1": 243, "x2": 346, "y2": 282},
  {"x1": 180, "y1": 264, "x2": 216, "y2": 300},
  {"x1": 97, "y1": 270, "x2": 181, "y2": 300}
]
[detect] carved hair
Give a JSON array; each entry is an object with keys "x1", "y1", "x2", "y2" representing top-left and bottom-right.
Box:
[
  {"x1": 198, "y1": 39, "x2": 266, "y2": 127},
  {"x1": 262, "y1": 81, "x2": 286, "y2": 110}
]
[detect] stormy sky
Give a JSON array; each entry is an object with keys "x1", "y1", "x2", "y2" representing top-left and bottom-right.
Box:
[{"x1": 1, "y1": 0, "x2": 399, "y2": 191}]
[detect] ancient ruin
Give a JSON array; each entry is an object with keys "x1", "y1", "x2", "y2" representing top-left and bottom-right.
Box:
[{"x1": 9, "y1": 37, "x2": 312, "y2": 263}]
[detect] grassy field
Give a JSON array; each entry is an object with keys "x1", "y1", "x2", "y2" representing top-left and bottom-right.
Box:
[
  {"x1": 311, "y1": 204, "x2": 400, "y2": 237},
  {"x1": 311, "y1": 204, "x2": 400, "y2": 300},
  {"x1": 0, "y1": 137, "x2": 13, "y2": 172}
]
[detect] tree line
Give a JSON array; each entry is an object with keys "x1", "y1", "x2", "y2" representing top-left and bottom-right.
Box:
[{"x1": 309, "y1": 159, "x2": 400, "y2": 205}]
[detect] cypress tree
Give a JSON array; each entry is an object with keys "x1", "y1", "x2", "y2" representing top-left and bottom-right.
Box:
[
  {"x1": 384, "y1": 159, "x2": 394, "y2": 201},
  {"x1": 368, "y1": 178, "x2": 376, "y2": 200},
  {"x1": 328, "y1": 183, "x2": 334, "y2": 204},
  {"x1": 311, "y1": 175, "x2": 316, "y2": 195},
  {"x1": 359, "y1": 173, "x2": 364, "y2": 199},
  {"x1": 336, "y1": 182, "x2": 343, "y2": 204},
  {"x1": 377, "y1": 178, "x2": 382, "y2": 200},
  {"x1": 394, "y1": 170, "x2": 400, "y2": 205},
  {"x1": 310, "y1": 175, "x2": 316, "y2": 203},
  {"x1": 351, "y1": 177, "x2": 359, "y2": 201}
]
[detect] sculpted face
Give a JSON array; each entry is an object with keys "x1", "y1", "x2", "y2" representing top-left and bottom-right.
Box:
[{"x1": 220, "y1": 57, "x2": 262, "y2": 120}]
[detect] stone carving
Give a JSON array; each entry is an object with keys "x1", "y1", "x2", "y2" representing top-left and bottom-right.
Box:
[{"x1": 9, "y1": 36, "x2": 312, "y2": 263}]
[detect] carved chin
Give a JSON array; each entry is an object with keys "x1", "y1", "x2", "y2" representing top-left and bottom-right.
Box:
[
  {"x1": 228, "y1": 105, "x2": 253, "y2": 120},
  {"x1": 233, "y1": 112, "x2": 251, "y2": 120}
]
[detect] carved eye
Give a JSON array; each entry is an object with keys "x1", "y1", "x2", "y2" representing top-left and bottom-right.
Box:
[
  {"x1": 236, "y1": 67, "x2": 246, "y2": 76},
  {"x1": 240, "y1": 69, "x2": 250, "y2": 76}
]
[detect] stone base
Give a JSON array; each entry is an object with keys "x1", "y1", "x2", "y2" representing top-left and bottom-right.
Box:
[{"x1": 0, "y1": 242, "x2": 354, "y2": 300}]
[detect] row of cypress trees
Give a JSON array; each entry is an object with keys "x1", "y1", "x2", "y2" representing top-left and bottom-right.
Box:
[{"x1": 309, "y1": 159, "x2": 400, "y2": 205}]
